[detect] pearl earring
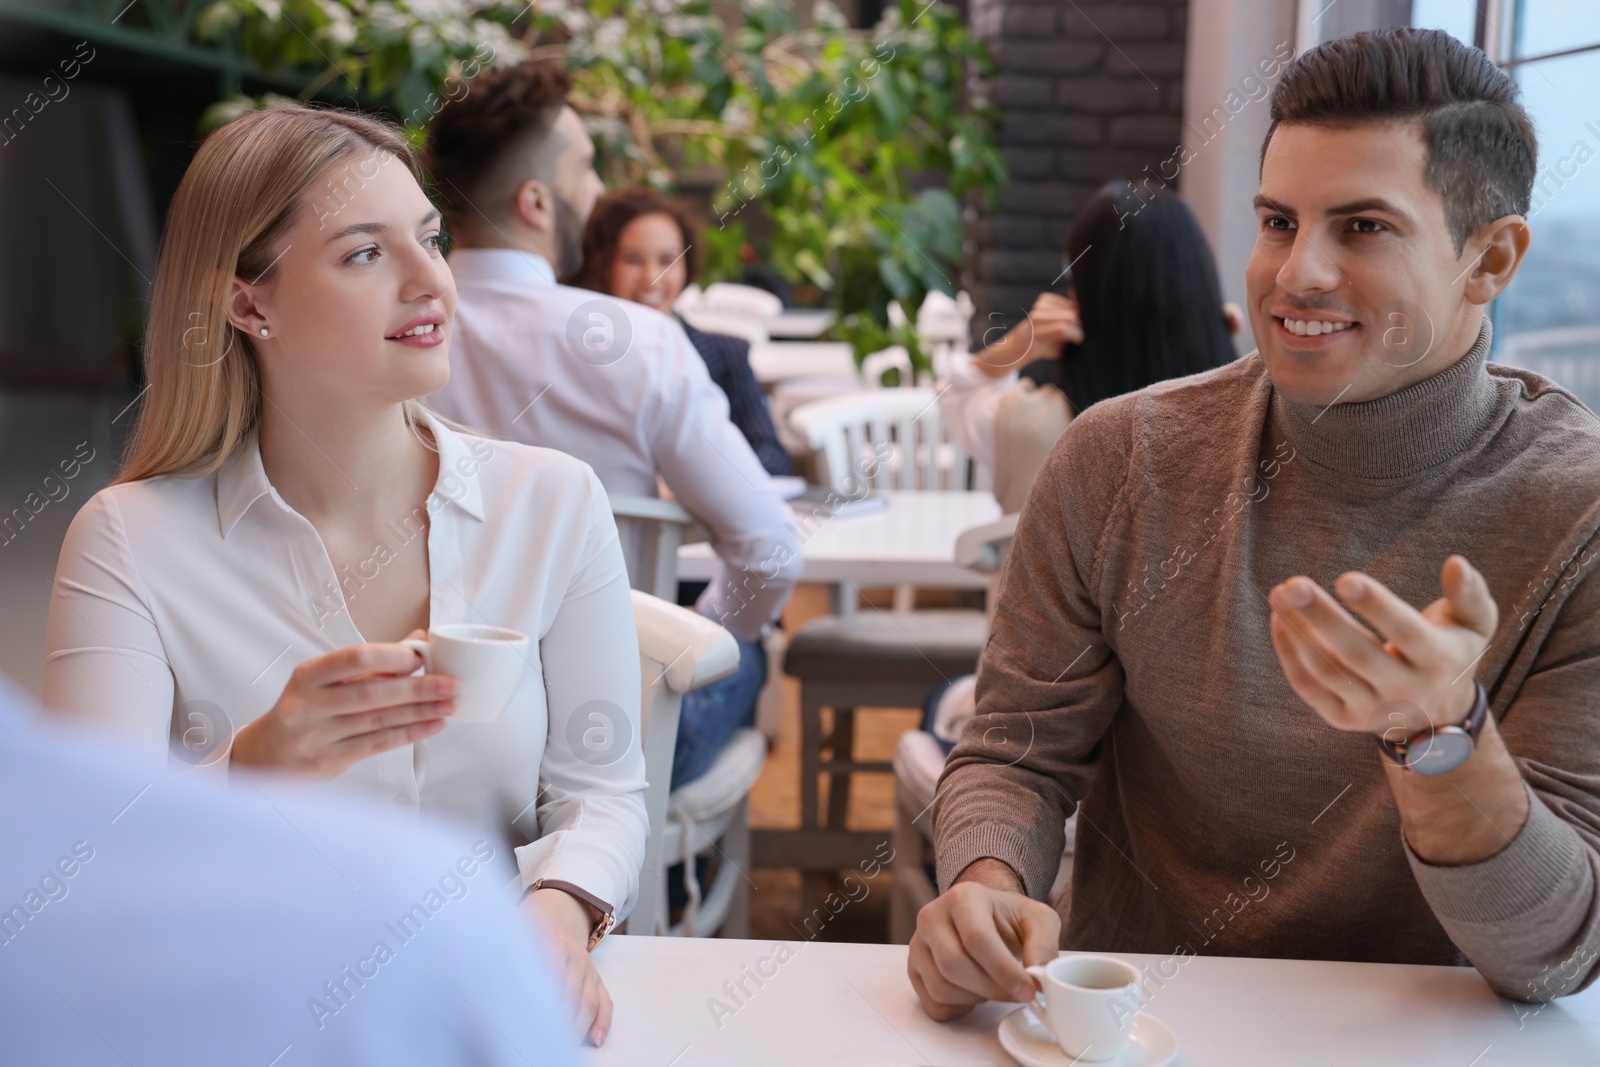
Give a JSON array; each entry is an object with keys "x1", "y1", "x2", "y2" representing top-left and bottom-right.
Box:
[{"x1": 259, "y1": 327, "x2": 269, "y2": 337}]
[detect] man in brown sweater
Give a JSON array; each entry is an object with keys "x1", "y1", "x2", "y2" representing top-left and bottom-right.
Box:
[{"x1": 913, "y1": 28, "x2": 1600, "y2": 1018}]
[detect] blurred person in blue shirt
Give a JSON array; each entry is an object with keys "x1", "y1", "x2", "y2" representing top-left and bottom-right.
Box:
[{"x1": 0, "y1": 676, "x2": 578, "y2": 1066}]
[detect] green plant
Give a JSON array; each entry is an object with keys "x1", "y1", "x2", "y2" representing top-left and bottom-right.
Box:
[
  {"x1": 191, "y1": 0, "x2": 1006, "y2": 370},
  {"x1": 535, "y1": 0, "x2": 1006, "y2": 363},
  {"x1": 193, "y1": 0, "x2": 531, "y2": 133}
]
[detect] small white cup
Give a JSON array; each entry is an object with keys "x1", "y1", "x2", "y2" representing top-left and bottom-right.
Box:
[
  {"x1": 402, "y1": 623, "x2": 529, "y2": 724},
  {"x1": 1024, "y1": 954, "x2": 1143, "y2": 1062}
]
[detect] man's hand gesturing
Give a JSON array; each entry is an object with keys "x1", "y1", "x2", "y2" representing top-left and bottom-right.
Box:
[
  {"x1": 907, "y1": 859, "x2": 1061, "y2": 1021},
  {"x1": 1268, "y1": 554, "x2": 1498, "y2": 738}
]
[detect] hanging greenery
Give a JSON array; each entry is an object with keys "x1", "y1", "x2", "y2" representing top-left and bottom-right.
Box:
[{"x1": 193, "y1": 0, "x2": 1005, "y2": 358}]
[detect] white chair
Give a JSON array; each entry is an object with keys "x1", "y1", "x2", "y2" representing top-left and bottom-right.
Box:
[
  {"x1": 888, "y1": 514, "x2": 1076, "y2": 944},
  {"x1": 609, "y1": 494, "x2": 698, "y2": 602},
  {"x1": 626, "y1": 590, "x2": 759, "y2": 938},
  {"x1": 789, "y1": 387, "x2": 990, "y2": 497},
  {"x1": 672, "y1": 283, "x2": 703, "y2": 316},
  {"x1": 860, "y1": 344, "x2": 915, "y2": 388},
  {"x1": 915, "y1": 290, "x2": 974, "y2": 380},
  {"x1": 791, "y1": 386, "x2": 990, "y2": 613},
  {"x1": 679, "y1": 309, "x2": 770, "y2": 347},
  {"x1": 697, "y1": 281, "x2": 783, "y2": 325},
  {"x1": 611, "y1": 490, "x2": 784, "y2": 747},
  {"x1": 611, "y1": 498, "x2": 774, "y2": 938},
  {"x1": 1496, "y1": 325, "x2": 1600, "y2": 413}
]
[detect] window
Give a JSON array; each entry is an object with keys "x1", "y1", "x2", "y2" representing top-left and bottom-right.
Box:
[{"x1": 1301, "y1": 2, "x2": 1600, "y2": 404}]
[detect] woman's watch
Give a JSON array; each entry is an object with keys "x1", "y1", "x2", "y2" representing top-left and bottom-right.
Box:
[
  {"x1": 1376, "y1": 681, "x2": 1489, "y2": 776},
  {"x1": 527, "y1": 879, "x2": 616, "y2": 950}
]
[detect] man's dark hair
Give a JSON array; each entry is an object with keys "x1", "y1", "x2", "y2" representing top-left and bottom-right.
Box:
[
  {"x1": 424, "y1": 61, "x2": 572, "y2": 227},
  {"x1": 562, "y1": 187, "x2": 702, "y2": 292},
  {"x1": 1263, "y1": 28, "x2": 1537, "y2": 254}
]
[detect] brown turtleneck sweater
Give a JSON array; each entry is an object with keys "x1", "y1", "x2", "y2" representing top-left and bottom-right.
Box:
[{"x1": 934, "y1": 319, "x2": 1600, "y2": 1001}]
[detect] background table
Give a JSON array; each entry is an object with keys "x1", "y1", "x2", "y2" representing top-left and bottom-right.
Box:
[
  {"x1": 767, "y1": 308, "x2": 838, "y2": 339},
  {"x1": 749, "y1": 341, "x2": 858, "y2": 384},
  {"x1": 677, "y1": 490, "x2": 1002, "y2": 593},
  {"x1": 588, "y1": 936, "x2": 1600, "y2": 1067}
]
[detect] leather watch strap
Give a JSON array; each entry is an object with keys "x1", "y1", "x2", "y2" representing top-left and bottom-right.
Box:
[
  {"x1": 527, "y1": 878, "x2": 616, "y2": 951},
  {"x1": 1376, "y1": 680, "x2": 1489, "y2": 773}
]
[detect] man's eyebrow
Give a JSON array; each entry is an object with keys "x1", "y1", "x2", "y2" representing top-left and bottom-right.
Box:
[
  {"x1": 325, "y1": 209, "x2": 442, "y2": 243},
  {"x1": 1325, "y1": 197, "x2": 1412, "y2": 219},
  {"x1": 1253, "y1": 194, "x2": 1293, "y2": 217}
]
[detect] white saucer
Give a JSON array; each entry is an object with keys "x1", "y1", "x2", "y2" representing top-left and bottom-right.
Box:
[{"x1": 998, "y1": 1005, "x2": 1178, "y2": 1067}]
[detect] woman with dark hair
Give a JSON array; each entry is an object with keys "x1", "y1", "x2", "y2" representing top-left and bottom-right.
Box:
[
  {"x1": 940, "y1": 179, "x2": 1240, "y2": 512},
  {"x1": 565, "y1": 188, "x2": 791, "y2": 476},
  {"x1": 916, "y1": 179, "x2": 1242, "y2": 795}
]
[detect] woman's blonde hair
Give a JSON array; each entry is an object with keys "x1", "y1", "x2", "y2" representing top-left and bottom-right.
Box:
[{"x1": 115, "y1": 105, "x2": 428, "y2": 485}]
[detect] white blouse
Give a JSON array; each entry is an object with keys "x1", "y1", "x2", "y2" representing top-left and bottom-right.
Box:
[
  {"x1": 937, "y1": 356, "x2": 1012, "y2": 471},
  {"x1": 42, "y1": 410, "x2": 648, "y2": 918}
]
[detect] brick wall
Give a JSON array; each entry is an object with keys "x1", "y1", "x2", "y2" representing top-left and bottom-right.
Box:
[{"x1": 968, "y1": 0, "x2": 1191, "y2": 336}]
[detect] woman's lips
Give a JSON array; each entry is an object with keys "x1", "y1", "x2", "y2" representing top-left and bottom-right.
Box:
[{"x1": 385, "y1": 322, "x2": 445, "y2": 347}]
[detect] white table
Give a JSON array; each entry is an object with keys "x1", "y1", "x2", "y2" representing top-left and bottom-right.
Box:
[
  {"x1": 677, "y1": 491, "x2": 1002, "y2": 590},
  {"x1": 588, "y1": 936, "x2": 1600, "y2": 1067},
  {"x1": 749, "y1": 341, "x2": 858, "y2": 384},
  {"x1": 768, "y1": 308, "x2": 838, "y2": 339}
]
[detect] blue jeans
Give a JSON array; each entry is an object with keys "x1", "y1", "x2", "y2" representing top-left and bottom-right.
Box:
[
  {"x1": 672, "y1": 637, "x2": 767, "y2": 791},
  {"x1": 922, "y1": 677, "x2": 961, "y2": 755}
]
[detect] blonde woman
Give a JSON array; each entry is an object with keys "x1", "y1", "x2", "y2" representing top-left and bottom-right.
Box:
[{"x1": 42, "y1": 106, "x2": 640, "y2": 1047}]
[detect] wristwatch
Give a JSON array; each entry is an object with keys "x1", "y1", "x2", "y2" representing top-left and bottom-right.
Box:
[
  {"x1": 1376, "y1": 681, "x2": 1489, "y2": 776},
  {"x1": 526, "y1": 878, "x2": 616, "y2": 951}
]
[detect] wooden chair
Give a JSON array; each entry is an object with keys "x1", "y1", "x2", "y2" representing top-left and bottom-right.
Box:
[
  {"x1": 887, "y1": 515, "x2": 1074, "y2": 943},
  {"x1": 780, "y1": 397, "x2": 995, "y2": 912}
]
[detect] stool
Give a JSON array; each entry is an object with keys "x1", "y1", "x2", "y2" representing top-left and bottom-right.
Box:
[{"x1": 777, "y1": 608, "x2": 986, "y2": 914}]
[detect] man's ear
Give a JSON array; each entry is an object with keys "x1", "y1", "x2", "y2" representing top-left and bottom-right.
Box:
[
  {"x1": 512, "y1": 178, "x2": 554, "y2": 233},
  {"x1": 1460, "y1": 214, "x2": 1530, "y2": 307}
]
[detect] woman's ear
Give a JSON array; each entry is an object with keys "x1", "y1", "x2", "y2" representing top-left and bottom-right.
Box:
[
  {"x1": 1461, "y1": 214, "x2": 1530, "y2": 307},
  {"x1": 225, "y1": 276, "x2": 270, "y2": 339}
]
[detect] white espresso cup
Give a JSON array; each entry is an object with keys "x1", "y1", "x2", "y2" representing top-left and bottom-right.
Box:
[
  {"x1": 1024, "y1": 954, "x2": 1143, "y2": 1062},
  {"x1": 402, "y1": 623, "x2": 529, "y2": 724}
]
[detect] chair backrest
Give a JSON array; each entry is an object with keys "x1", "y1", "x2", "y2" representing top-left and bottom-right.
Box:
[
  {"x1": 955, "y1": 513, "x2": 1020, "y2": 629},
  {"x1": 790, "y1": 387, "x2": 991, "y2": 494},
  {"x1": 672, "y1": 282, "x2": 703, "y2": 315},
  {"x1": 1497, "y1": 325, "x2": 1600, "y2": 413},
  {"x1": 679, "y1": 309, "x2": 769, "y2": 347},
  {"x1": 698, "y1": 282, "x2": 783, "y2": 324},
  {"x1": 628, "y1": 590, "x2": 741, "y2": 936},
  {"x1": 860, "y1": 345, "x2": 914, "y2": 388},
  {"x1": 914, "y1": 289, "x2": 973, "y2": 345},
  {"x1": 610, "y1": 494, "x2": 698, "y2": 602},
  {"x1": 915, "y1": 292, "x2": 975, "y2": 382}
]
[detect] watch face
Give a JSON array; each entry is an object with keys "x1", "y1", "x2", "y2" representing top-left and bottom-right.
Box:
[{"x1": 1407, "y1": 726, "x2": 1474, "y2": 776}]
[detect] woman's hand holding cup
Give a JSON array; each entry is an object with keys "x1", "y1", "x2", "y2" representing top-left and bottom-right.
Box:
[{"x1": 231, "y1": 631, "x2": 457, "y2": 778}]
